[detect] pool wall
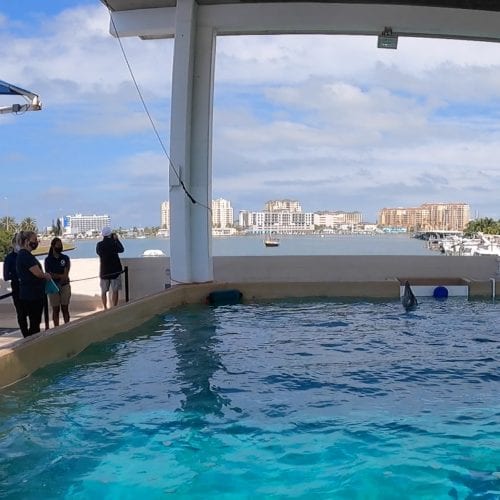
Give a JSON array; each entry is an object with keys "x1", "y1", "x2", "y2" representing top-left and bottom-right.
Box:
[
  {"x1": 1, "y1": 254, "x2": 499, "y2": 389},
  {"x1": 1, "y1": 255, "x2": 498, "y2": 310}
]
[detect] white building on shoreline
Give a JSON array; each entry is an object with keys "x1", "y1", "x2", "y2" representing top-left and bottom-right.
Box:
[
  {"x1": 314, "y1": 211, "x2": 363, "y2": 228},
  {"x1": 63, "y1": 213, "x2": 110, "y2": 236},
  {"x1": 239, "y1": 201, "x2": 363, "y2": 234}
]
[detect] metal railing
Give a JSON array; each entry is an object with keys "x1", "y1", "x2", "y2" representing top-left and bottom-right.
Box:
[
  {"x1": 1, "y1": 266, "x2": 129, "y2": 303},
  {"x1": 1, "y1": 266, "x2": 130, "y2": 332}
]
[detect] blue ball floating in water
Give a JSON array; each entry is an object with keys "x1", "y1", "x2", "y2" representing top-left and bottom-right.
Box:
[{"x1": 433, "y1": 286, "x2": 448, "y2": 299}]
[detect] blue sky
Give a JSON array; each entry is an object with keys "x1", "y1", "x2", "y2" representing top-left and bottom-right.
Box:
[{"x1": 1, "y1": 1, "x2": 500, "y2": 229}]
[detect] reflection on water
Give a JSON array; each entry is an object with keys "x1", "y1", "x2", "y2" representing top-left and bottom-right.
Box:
[{"x1": 166, "y1": 307, "x2": 230, "y2": 420}]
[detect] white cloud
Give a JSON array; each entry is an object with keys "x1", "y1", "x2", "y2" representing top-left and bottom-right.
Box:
[
  {"x1": 216, "y1": 35, "x2": 500, "y2": 86},
  {"x1": 3, "y1": 3, "x2": 500, "y2": 223},
  {"x1": 213, "y1": 33, "x2": 500, "y2": 218},
  {"x1": 0, "y1": 4, "x2": 173, "y2": 104}
]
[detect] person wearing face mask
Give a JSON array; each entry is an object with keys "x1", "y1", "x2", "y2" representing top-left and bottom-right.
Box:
[
  {"x1": 44, "y1": 237, "x2": 71, "y2": 326},
  {"x1": 2, "y1": 233, "x2": 28, "y2": 334},
  {"x1": 15, "y1": 231, "x2": 51, "y2": 337}
]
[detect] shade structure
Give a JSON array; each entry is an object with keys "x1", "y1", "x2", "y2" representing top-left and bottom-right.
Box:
[
  {"x1": 0, "y1": 80, "x2": 37, "y2": 98},
  {"x1": 101, "y1": 0, "x2": 500, "y2": 284}
]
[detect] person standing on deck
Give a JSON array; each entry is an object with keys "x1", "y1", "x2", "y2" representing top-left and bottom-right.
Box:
[
  {"x1": 2, "y1": 233, "x2": 28, "y2": 334},
  {"x1": 96, "y1": 227, "x2": 124, "y2": 309},
  {"x1": 15, "y1": 231, "x2": 51, "y2": 337},
  {"x1": 44, "y1": 237, "x2": 71, "y2": 326}
]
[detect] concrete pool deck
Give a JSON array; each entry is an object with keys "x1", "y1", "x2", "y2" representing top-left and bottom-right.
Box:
[{"x1": 0, "y1": 308, "x2": 99, "y2": 349}]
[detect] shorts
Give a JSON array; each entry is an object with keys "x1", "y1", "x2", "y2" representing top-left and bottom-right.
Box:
[
  {"x1": 100, "y1": 276, "x2": 122, "y2": 293},
  {"x1": 48, "y1": 283, "x2": 71, "y2": 307}
]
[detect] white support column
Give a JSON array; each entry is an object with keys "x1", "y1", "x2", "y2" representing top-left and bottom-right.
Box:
[
  {"x1": 169, "y1": 0, "x2": 215, "y2": 284},
  {"x1": 189, "y1": 22, "x2": 216, "y2": 282}
]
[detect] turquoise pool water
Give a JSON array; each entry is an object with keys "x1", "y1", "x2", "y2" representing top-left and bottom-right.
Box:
[{"x1": 0, "y1": 298, "x2": 499, "y2": 499}]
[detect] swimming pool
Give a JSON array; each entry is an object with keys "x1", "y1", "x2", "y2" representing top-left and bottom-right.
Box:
[{"x1": 0, "y1": 298, "x2": 499, "y2": 498}]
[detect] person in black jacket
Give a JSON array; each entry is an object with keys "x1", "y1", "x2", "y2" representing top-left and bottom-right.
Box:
[
  {"x1": 15, "y1": 231, "x2": 51, "y2": 337},
  {"x1": 96, "y1": 227, "x2": 124, "y2": 309},
  {"x1": 2, "y1": 234, "x2": 28, "y2": 334}
]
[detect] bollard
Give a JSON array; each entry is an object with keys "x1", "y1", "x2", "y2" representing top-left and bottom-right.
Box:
[
  {"x1": 165, "y1": 268, "x2": 171, "y2": 289},
  {"x1": 124, "y1": 266, "x2": 129, "y2": 302}
]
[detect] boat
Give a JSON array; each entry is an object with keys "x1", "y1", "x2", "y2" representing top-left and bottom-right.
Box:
[
  {"x1": 264, "y1": 238, "x2": 280, "y2": 247},
  {"x1": 141, "y1": 249, "x2": 166, "y2": 257},
  {"x1": 438, "y1": 233, "x2": 500, "y2": 256}
]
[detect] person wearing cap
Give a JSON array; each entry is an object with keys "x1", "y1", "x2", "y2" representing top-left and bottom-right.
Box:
[{"x1": 96, "y1": 227, "x2": 124, "y2": 309}]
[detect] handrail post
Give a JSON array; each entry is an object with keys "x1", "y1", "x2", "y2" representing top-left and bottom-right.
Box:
[
  {"x1": 43, "y1": 295, "x2": 49, "y2": 330},
  {"x1": 124, "y1": 266, "x2": 129, "y2": 303}
]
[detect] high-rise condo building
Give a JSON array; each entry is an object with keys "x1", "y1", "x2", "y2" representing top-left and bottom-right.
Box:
[
  {"x1": 212, "y1": 198, "x2": 233, "y2": 228},
  {"x1": 239, "y1": 203, "x2": 362, "y2": 234},
  {"x1": 160, "y1": 201, "x2": 170, "y2": 230},
  {"x1": 239, "y1": 210, "x2": 315, "y2": 233},
  {"x1": 164, "y1": 198, "x2": 233, "y2": 233},
  {"x1": 265, "y1": 199, "x2": 302, "y2": 213},
  {"x1": 378, "y1": 203, "x2": 470, "y2": 231}
]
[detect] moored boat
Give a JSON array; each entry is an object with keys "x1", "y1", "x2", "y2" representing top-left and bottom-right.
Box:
[{"x1": 264, "y1": 238, "x2": 280, "y2": 247}]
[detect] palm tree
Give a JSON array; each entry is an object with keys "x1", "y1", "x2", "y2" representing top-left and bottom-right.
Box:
[
  {"x1": 0, "y1": 216, "x2": 17, "y2": 232},
  {"x1": 50, "y1": 218, "x2": 63, "y2": 236},
  {"x1": 19, "y1": 217, "x2": 37, "y2": 232},
  {"x1": 464, "y1": 217, "x2": 500, "y2": 237}
]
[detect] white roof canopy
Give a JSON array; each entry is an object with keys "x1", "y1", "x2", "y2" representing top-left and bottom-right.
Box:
[{"x1": 101, "y1": 0, "x2": 500, "y2": 43}]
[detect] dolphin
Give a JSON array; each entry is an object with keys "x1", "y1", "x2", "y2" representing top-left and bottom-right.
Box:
[{"x1": 402, "y1": 281, "x2": 418, "y2": 311}]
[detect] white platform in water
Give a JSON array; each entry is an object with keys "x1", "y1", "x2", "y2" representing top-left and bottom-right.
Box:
[
  {"x1": 399, "y1": 285, "x2": 468, "y2": 298},
  {"x1": 141, "y1": 249, "x2": 166, "y2": 257}
]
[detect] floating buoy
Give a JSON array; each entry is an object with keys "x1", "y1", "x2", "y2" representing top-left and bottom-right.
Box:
[
  {"x1": 206, "y1": 289, "x2": 242, "y2": 305},
  {"x1": 433, "y1": 286, "x2": 448, "y2": 299}
]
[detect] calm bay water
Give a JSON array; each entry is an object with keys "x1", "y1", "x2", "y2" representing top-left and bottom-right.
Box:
[
  {"x1": 69, "y1": 234, "x2": 433, "y2": 259},
  {"x1": 1, "y1": 298, "x2": 498, "y2": 497}
]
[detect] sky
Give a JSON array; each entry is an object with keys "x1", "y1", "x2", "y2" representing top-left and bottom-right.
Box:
[{"x1": 1, "y1": 1, "x2": 500, "y2": 229}]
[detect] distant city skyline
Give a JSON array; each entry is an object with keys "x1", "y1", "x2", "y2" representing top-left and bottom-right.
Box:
[
  {"x1": 0, "y1": 198, "x2": 476, "y2": 234},
  {"x1": 158, "y1": 198, "x2": 471, "y2": 233},
  {"x1": 1, "y1": 1, "x2": 500, "y2": 228},
  {"x1": 0, "y1": 196, "x2": 483, "y2": 232}
]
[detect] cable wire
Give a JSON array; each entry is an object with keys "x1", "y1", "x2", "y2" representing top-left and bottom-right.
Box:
[{"x1": 102, "y1": 0, "x2": 212, "y2": 214}]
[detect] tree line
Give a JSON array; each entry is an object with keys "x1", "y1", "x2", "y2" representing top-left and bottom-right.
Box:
[
  {"x1": 463, "y1": 217, "x2": 500, "y2": 237},
  {"x1": 0, "y1": 216, "x2": 38, "y2": 261}
]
